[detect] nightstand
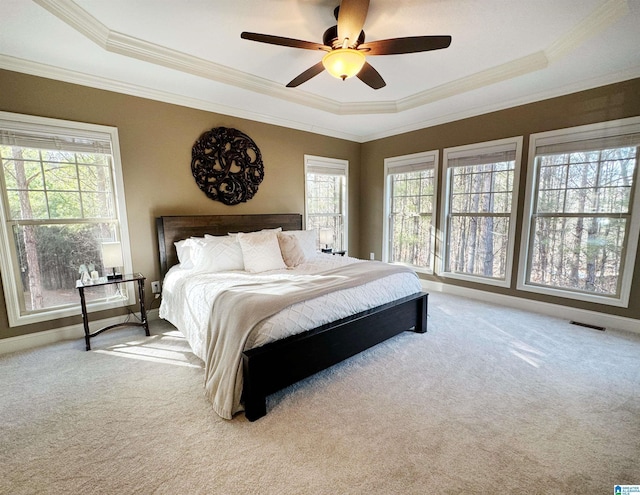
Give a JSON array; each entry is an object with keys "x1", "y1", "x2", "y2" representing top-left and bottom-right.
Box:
[{"x1": 76, "y1": 273, "x2": 150, "y2": 350}]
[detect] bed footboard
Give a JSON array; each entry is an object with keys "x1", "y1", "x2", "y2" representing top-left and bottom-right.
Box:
[{"x1": 242, "y1": 291, "x2": 428, "y2": 421}]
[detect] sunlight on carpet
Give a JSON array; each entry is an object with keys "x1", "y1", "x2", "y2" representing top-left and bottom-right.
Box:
[{"x1": 93, "y1": 330, "x2": 203, "y2": 368}]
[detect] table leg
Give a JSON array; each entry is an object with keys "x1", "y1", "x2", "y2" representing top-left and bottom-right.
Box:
[
  {"x1": 138, "y1": 279, "x2": 150, "y2": 336},
  {"x1": 78, "y1": 287, "x2": 91, "y2": 351}
]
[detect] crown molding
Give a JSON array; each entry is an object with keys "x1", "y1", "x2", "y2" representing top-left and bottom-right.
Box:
[
  {"x1": 398, "y1": 52, "x2": 549, "y2": 112},
  {"x1": 33, "y1": 0, "x2": 109, "y2": 47},
  {"x1": 32, "y1": 0, "x2": 344, "y2": 114},
  {"x1": 359, "y1": 65, "x2": 640, "y2": 142},
  {"x1": 3, "y1": 53, "x2": 638, "y2": 144},
  {"x1": 0, "y1": 54, "x2": 363, "y2": 142},
  {"x1": 104, "y1": 32, "x2": 345, "y2": 114},
  {"x1": 545, "y1": 0, "x2": 629, "y2": 62},
  {"x1": 31, "y1": 0, "x2": 631, "y2": 118}
]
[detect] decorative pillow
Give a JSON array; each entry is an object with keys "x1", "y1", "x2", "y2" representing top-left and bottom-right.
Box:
[
  {"x1": 237, "y1": 230, "x2": 287, "y2": 273},
  {"x1": 174, "y1": 237, "x2": 205, "y2": 269},
  {"x1": 277, "y1": 230, "x2": 318, "y2": 267},
  {"x1": 277, "y1": 232, "x2": 305, "y2": 267},
  {"x1": 192, "y1": 234, "x2": 244, "y2": 272},
  {"x1": 293, "y1": 230, "x2": 318, "y2": 259},
  {"x1": 228, "y1": 227, "x2": 282, "y2": 239}
]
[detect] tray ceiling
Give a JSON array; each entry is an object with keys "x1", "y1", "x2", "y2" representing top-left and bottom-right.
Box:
[{"x1": 1, "y1": 0, "x2": 639, "y2": 142}]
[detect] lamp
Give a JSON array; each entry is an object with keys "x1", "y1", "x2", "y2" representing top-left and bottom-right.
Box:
[
  {"x1": 319, "y1": 228, "x2": 334, "y2": 253},
  {"x1": 101, "y1": 242, "x2": 123, "y2": 280},
  {"x1": 322, "y1": 48, "x2": 366, "y2": 81}
]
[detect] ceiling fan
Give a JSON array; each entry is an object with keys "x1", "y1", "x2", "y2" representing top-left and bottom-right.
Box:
[{"x1": 240, "y1": 0, "x2": 451, "y2": 90}]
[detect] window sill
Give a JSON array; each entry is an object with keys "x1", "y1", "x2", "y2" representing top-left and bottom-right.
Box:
[
  {"x1": 439, "y1": 270, "x2": 511, "y2": 288},
  {"x1": 515, "y1": 281, "x2": 629, "y2": 308},
  {"x1": 6, "y1": 293, "x2": 133, "y2": 327}
]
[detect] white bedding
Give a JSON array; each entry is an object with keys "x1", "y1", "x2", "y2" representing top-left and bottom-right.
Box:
[{"x1": 160, "y1": 254, "x2": 422, "y2": 363}]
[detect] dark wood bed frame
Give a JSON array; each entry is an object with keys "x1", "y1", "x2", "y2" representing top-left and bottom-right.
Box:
[{"x1": 156, "y1": 214, "x2": 428, "y2": 421}]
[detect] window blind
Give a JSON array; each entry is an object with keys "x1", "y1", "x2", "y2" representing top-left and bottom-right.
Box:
[
  {"x1": 306, "y1": 164, "x2": 346, "y2": 176},
  {"x1": 534, "y1": 133, "x2": 640, "y2": 156},
  {"x1": 447, "y1": 143, "x2": 517, "y2": 168},
  {"x1": 0, "y1": 129, "x2": 112, "y2": 154},
  {"x1": 388, "y1": 157, "x2": 436, "y2": 175}
]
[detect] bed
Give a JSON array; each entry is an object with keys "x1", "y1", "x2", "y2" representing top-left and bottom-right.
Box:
[{"x1": 156, "y1": 214, "x2": 428, "y2": 421}]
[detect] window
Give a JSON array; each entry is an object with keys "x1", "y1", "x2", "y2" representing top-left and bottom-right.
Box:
[
  {"x1": 304, "y1": 155, "x2": 348, "y2": 251},
  {"x1": 440, "y1": 137, "x2": 522, "y2": 287},
  {"x1": 0, "y1": 112, "x2": 133, "y2": 326},
  {"x1": 518, "y1": 117, "x2": 640, "y2": 307},
  {"x1": 383, "y1": 151, "x2": 438, "y2": 273}
]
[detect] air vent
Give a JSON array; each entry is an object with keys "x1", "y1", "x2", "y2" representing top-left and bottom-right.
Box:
[{"x1": 570, "y1": 321, "x2": 605, "y2": 331}]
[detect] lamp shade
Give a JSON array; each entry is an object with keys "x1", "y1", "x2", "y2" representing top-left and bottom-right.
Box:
[
  {"x1": 101, "y1": 242, "x2": 123, "y2": 269},
  {"x1": 319, "y1": 228, "x2": 334, "y2": 246},
  {"x1": 322, "y1": 48, "x2": 366, "y2": 80}
]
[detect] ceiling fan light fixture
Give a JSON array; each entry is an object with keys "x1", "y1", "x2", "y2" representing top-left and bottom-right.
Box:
[{"x1": 322, "y1": 48, "x2": 366, "y2": 81}]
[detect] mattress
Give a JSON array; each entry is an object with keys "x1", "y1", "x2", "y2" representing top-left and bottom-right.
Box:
[{"x1": 159, "y1": 254, "x2": 422, "y2": 362}]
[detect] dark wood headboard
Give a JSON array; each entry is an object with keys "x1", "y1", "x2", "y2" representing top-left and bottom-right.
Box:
[{"x1": 156, "y1": 214, "x2": 303, "y2": 277}]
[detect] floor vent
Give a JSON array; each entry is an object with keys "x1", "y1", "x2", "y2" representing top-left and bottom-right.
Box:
[{"x1": 570, "y1": 320, "x2": 606, "y2": 331}]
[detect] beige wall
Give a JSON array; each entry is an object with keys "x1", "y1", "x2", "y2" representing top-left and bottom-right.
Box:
[
  {"x1": 360, "y1": 78, "x2": 640, "y2": 320},
  {"x1": 0, "y1": 70, "x2": 361, "y2": 339},
  {"x1": 1, "y1": 69, "x2": 639, "y2": 340}
]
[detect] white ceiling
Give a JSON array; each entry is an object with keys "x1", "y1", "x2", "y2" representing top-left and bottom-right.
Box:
[{"x1": 2, "y1": 0, "x2": 640, "y2": 142}]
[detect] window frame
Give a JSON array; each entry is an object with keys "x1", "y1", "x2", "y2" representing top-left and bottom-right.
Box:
[
  {"x1": 517, "y1": 117, "x2": 640, "y2": 307},
  {"x1": 383, "y1": 150, "x2": 439, "y2": 274},
  {"x1": 304, "y1": 154, "x2": 348, "y2": 252},
  {"x1": 0, "y1": 111, "x2": 134, "y2": 327},
  {"x1": 439, "y1": 136, "x2": 523, "y2": 287}
]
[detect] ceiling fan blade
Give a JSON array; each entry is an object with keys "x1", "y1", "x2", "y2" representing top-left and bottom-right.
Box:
[
  {"x1": 357, "y1": 61, "x2": 386, "y2": 90},
  {"x1": 241, "y1": 32, "x2": 329, "y2": 51},
  {"x1": 337, "y1": 0, "x2": 369, "y2": 48},
  {"x1": 359, "y1": 35, "x2": 452, "y2": 55},
  {"x1": 286, "y1": 62, "x2": 326, "y2": 87}
]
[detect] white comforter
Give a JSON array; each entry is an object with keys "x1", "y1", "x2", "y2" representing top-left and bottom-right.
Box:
[{"x1": 160, "y1": 254, "x2": 422, "y2": 362}]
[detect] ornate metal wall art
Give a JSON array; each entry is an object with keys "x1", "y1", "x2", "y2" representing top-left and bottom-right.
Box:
[{"x1": 191, "y1": 127, "x2": 264, "y2": 205}]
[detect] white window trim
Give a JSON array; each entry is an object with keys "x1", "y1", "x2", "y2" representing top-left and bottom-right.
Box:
[
  {"x1": 304, "y1": 154, "x2": 349, "y2": 252},
  {"x1": 383, "y1": 150, "x2": 439, "y2": 274},
  {"x1": 517, "y1": 116, "x2": 640, "y2": 307},
  {"x1": 0, "y1": 111, "x2": 134, "y2": 326},
  {"x1": 438, "y1": 136, "x2": 523, "y2": 288}
]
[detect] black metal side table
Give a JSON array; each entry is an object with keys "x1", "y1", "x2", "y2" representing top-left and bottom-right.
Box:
[{"x1": 76, "y1": 273, "x2": 150, "y2": 351}]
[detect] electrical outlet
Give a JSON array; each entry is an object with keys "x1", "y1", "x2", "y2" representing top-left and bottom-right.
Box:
[
  {"x1": 151, "y1": 281, "x2": 161, "y2": 294},
  {"x1": 369, "y1": 252, "x2": 375, "y2": 260}
]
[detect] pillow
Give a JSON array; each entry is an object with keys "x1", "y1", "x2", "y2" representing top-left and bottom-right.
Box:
[
  {"x1": 192, "y1": 235, "x2": 244, "y2": 272},
  {"x1": 292, "y1": 230, "x2": 318, "y2": 259},
  {"x1": 277, "y1": 230, "x2": 318, "y2": 267},
  {"x1": 228, "y1": 227, "x2": 282, "y2": 239},
  {"x1": 237, "y1": 230, "x2": 287, "y2": 273},
  {"x1": 277, "y1": 232, "x2": 304, "y2": 267},
  {"x1": 174, "y1": 237, "x2": 205, "y2": 269}
]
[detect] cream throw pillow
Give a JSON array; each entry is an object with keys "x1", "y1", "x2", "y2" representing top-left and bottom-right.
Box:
[
  {"x1": 278, "y1": 230, "x2": 317, "y2": 267},
  {"x1": 277, "y1": 232, "x2": 304, "y2": 267},
  {"x1": 237, "y1": 230, "x2": 287, "y2": 272}
]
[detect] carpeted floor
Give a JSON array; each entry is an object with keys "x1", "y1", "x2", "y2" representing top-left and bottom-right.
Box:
[{"x1": 1, "y1": 292, "x2": 639, "y2": 494}]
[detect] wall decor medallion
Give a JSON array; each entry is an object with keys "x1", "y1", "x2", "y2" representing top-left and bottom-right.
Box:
[{"x1": 191, "y1": 127, "x2": 264, "y2": 205}]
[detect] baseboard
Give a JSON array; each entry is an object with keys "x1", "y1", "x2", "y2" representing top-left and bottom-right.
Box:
[
  {"x1": 422, "y1": 280, "x2": 639, "y2": 335},
  {"x1": 3, "y1": 284, "x2": 638, "y2": 355},
  {"x1": 0, "y1": 308, "x2": 160, "y2": 355}
]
